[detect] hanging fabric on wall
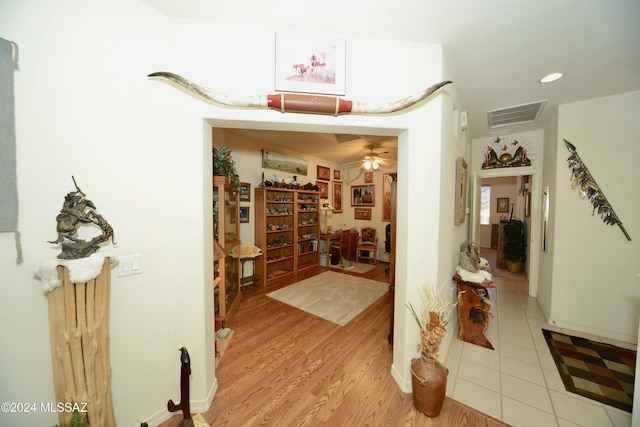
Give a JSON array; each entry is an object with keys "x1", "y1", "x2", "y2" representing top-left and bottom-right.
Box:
[{"x1": 0, "y1": 37, "x2": 22, "y2": 264}]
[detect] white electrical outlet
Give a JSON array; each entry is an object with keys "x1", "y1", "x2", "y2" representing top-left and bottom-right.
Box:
[{"x1": 118, "y1": 254, "x2": 143, "y2": 277}]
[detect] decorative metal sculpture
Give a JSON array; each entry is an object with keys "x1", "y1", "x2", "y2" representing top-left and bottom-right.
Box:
[
  {"x1": 167, "y1": 347, "x2": 193, "y2": 427},
  {"x1": 482, "y1": 136, "x2": 531, "y2": 169},
  {"x1": 49, "y1": 176, "x2": 116, "y2": 259},
  {"x1": 148, "y1": 72, "x2": 451, "y2": 115},
  {"x1": 564, "y1": 139, "x2": 631, "y2": 241}
]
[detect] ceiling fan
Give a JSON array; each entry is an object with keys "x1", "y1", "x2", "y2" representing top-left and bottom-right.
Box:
[{"x1": 344, "y1": 147, "x2": 392, "y2": 171}]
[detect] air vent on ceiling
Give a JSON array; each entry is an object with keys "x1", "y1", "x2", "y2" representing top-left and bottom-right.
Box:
[{"x1": 487, "y1": 100, "x2": 547, "y2": 129}]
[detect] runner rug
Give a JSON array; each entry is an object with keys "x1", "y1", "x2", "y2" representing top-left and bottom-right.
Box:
[
  {"x1": 267, "y1": 271, "x2": 388, "y2": 326},
  {"x1": 542, "y1": 329, "x2": 636, "y2": 412}
]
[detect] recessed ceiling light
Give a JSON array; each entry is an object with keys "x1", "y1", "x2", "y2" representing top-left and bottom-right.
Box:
[{"x1": 540, "y1": 72, "x2": 564, "y2": 83}]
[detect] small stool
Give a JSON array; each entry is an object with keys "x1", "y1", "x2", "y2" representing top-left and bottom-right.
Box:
[{"x1": 240, "y1": 254, "x2": 263, "y2": 288}]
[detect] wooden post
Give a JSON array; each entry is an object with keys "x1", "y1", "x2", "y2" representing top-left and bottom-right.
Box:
[{"x1": 48, "y1": 258, "x2": 115, "y2": 427}]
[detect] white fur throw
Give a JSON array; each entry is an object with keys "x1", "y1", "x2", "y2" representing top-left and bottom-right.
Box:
[
  {"x1": 456, "y1": 265, "x2": 493, "y2": 284},
  {"x1": 34, "y1": 253, "x2": 114, "y2": 293}
]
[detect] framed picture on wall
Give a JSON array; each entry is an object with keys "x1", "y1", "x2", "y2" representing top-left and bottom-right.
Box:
[
  {"x1": 317, "y1": 165, "x2": 330, "y2": 181},
  {"x1": 333, "y1": 182, "x2": 343, "y2": 212},
  {"x1": 364, "y1": 172, "x2": 374, "y2": 184},
  {"x1": 239, "y1": 182, "x2": 251, "y2": 202},
  {"x1": 239, "y1": 206, "x2": 250, "y2": 223},
  {"x1": 497, "y1": 197, "x2": 509, "y2": 213},
  {"x1": 352, "y1": 185, "x2": 375, "y2": 207},
  {"x1": 262, "y1": 149, "x2": 308, "y2": 175},
  {"x1": 274, "y1": 34, "x2": 346, "y2": 95},
  {"x1": 354, "y1": 208, "x2": 372, "y2": 220},
  {"x1": 333, "y1": 170, "x2": 341, "y2": 180},
  {"x1": 316, "y1": 181, "x2": 329, "y2": 199}
]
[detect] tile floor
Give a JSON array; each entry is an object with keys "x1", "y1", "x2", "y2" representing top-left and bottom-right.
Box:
[{"x1": 444, "y1": 275, "x2": 635, "y2": 427}]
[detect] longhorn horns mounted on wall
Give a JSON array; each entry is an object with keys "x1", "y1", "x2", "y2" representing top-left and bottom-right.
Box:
[{"x1": 147, "y1": 72, "x2": 451, "y2": 116}]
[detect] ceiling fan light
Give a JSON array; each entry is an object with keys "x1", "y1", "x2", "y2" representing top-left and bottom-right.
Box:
[
  {"x1": 363, "y1": 160, "x2": 372, "y2": 170},
  {"x1": 372, "y1": 161, "x2": 379, "y2": 170}
]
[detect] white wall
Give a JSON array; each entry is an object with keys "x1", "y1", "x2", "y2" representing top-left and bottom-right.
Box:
[
  {"x1": 549, "y1": 91, "x2": 640, "y2": 342},
  {"x1": 0, "y1": 0, "x2": 457, "y2": 425}
]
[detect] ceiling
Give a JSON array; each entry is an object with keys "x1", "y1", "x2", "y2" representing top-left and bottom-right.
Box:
[{"x1": 143, "y1": 0, "x2": 640, "y2": 167}]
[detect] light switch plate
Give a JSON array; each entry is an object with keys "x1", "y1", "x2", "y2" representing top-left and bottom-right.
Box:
[{"x1": 118, "y1": 254, "x2": 143, "y2": 277}]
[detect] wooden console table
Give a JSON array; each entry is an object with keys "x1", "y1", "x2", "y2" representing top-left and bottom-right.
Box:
[{"x1": 453, "y1": 274, "x2": 495, "y2": 350}]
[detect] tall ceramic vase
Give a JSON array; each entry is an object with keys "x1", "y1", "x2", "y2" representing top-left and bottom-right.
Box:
[{"x1": 410, "y1": 353, "x2": 448, "y2": 417}]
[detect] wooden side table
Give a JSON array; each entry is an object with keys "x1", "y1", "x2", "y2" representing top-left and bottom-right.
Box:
[
  {"x1": 240, "y1": 253, "x2": 263, "y2": 288},
  {"x1": 453, "y1": 274, "x2": 495, "y2": 350}
]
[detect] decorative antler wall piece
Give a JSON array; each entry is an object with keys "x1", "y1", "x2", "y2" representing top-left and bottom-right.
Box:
[
  {"x1": 564, "y1": 139, "x2": 631, "y2": 241},
  {"x1": 148, "y1": 72, "x2": 451, "y2": 116}
]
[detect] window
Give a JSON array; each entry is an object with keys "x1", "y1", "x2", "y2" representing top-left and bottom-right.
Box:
[{"x1": 480, "y1": 186, "x2": 491, "y2": 225}]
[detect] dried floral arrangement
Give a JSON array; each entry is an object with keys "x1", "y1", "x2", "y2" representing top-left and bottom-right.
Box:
[{"x1": 407, "y1": 283, "x2": 458, "y2": 360}]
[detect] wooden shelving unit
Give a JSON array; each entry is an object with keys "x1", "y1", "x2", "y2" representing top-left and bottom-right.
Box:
[
  {"x1": 255, "y1": 187, "x2": 320, "y2": 285},
  {"x1": 213, "y1": 176, "x2": 241, "y2": 328}
]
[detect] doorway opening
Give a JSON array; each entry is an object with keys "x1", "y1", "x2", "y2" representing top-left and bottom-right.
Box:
[{"x1": 472, "y1": 170, "x2": 540, "y2": 297}]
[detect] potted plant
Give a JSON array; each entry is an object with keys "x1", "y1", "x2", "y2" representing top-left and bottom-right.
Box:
[
  {"x1": 406, "y1": 283, "x2": 457, "y2": 417},
  {"x1": 213, "y1": 145, "x2": 240, "y2": 192},
  {"x1": 503, "y1": 219, "x2": 527, "y2": 273}
]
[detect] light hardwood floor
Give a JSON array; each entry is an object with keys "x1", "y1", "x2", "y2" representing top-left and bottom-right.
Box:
[{"x1": 159, "y1": 264, "x2": 507, "y2": 427}]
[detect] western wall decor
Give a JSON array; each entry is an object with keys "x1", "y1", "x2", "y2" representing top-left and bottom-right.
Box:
[
  {"x1": 274, "y1": 34, "x2": 346, "y2": 95},
  {"x1": 0, "y1": 38, "x2": 22, "y2": 264},
  {"x1": 497, "y1": 197, "x2": 509, "y2": 213},
  {"x1": 564, "y1": 139, "x2": 631, "y2": 241},
  {"x1": 34, "y1": 177, "x2": 117, "y2": 427},
  {"x1": 148, "y1": 72, "x2": 451, "y2": 116},
  {"x1": 262, "y1": 149, "x2": 308, "y2": 175},
  {"x1": 352, "y1": 185, "x2": 375, "y2": 207},
  {"x1": 454, "y1": 157, "x2": 468, "y2": 225},
  {"x1": 317, "y1": 165, "x2": 330, "y2": 181},
  {"x1": 333, "y1": 169, "x2": 341, "y2": 180},
  {"x1": 49, "y1": 177, "x2": 116, "y2": 259},
  {"x1": 239, "y1": 182, "x2": 251, "y2": 201},
  {"x1": 354, "y1": 207, "x2": 372, "y2": 220},
  {"x1": 332, "y1": 181, "x2": 343, "y2": 212},
  {"x1": 482, "y1": 136, "x2": 531, "y2": 169}
]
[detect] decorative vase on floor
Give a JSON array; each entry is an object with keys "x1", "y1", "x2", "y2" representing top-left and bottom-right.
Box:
[
  {"x1": 410, "y1": 353, "x2": 448, "y2": 417},
  {"x1": 407, "y1": 283, "x2": 458, "y2": 418}
]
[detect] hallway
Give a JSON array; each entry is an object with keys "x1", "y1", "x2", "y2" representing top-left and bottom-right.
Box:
[{"x1": 444, "y1": 260, "x2": 633, "y2": 426}]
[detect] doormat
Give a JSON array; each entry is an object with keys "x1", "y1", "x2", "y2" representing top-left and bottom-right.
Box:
[{"x1": 542, "y1": 329, "x2": 636, "y2": 412}]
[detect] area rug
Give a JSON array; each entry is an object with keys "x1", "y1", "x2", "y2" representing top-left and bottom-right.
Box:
[
  {"x1": 334, "y1": 261, "x2": 376, "y2": 275},
  {"x1": 267, "y1": 271, "x2": 388, "y2": 326},
  {"x1": 542, "y1": 329, "x2": 636, "y2": 412}
]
